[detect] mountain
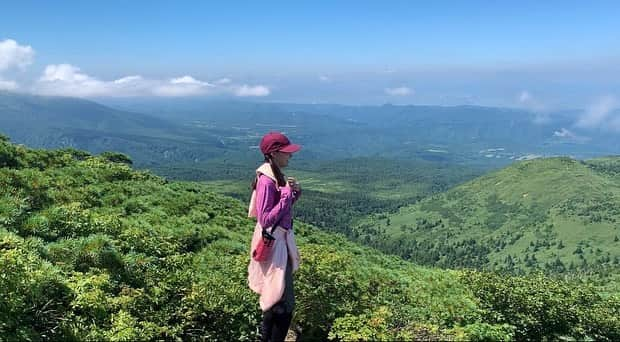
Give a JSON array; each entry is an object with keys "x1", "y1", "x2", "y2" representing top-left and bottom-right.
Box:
[
  {"x1": 356, "y1": 156, "x2": 620, "y2": 284},
  {"x1": 1, "y1": 137, "x2": 618, "y2": 340},
  {"x1": 0, "y1": 91, "x2": 178, "y2": 135},
  {"x1": 103, "y1": 98, "x2": 620, "y2": 164},
  {"x1": 0, "y1": 92, "x2": 227, "y2": 167},
  {"x1": 3, "y1": 93, "x2": 617, "y2": 170}
]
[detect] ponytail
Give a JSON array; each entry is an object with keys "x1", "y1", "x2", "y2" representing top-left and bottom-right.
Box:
[
  {"x1": 267, "y1": 154, "x2": 287, "y2": 187},
  {"x1": 250, "y1": 154, "x2": 286, "y2": 190}
]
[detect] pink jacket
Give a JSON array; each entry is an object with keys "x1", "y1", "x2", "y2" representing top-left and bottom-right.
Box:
[{"x1": 247, "y1": 163, "x2": 300, "y2": 311}]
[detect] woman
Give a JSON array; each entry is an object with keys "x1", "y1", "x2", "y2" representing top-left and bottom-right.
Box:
[{"x1": 248, "y1": 131, "x2": 302, "y2": 342}]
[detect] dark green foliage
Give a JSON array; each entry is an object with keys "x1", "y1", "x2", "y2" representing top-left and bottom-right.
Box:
[
  {"x1": 461, "y1": 271, "x2": 620, "y2": 341},
  {"x1": 0, "y1": 232, "x2": 73, "y2": 340},
  {"x1": 1, "y1": 138, "x2": 619, "y2": 341},
  {"x1": 100, "y1": 152, "x2": 133, "y2": 165}
]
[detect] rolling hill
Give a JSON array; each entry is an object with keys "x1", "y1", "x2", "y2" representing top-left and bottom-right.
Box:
[
  {"x1": 1, "y1": 136, "x2": 618, "y2": 340},
  {"x1": 356, "y1": 156, "x2": 620, "y2": 285},
  {"x1": 0, "y1": 91, "x2": 227, "y2": 167}
]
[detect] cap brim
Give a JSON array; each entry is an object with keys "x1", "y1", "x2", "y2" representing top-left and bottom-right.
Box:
[{"x1": 279, "y1": 144, "x2": 301, "y2": 153}]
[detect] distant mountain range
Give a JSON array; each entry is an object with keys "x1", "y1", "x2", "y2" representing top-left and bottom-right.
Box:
[
  {"x1": 103, "y1": 97, "x2": 619, "y2": 163},
  {"x1": 0, "y1": 92, "x2": 226, "y2": 166},
  {"x1": 1, "y1": 92, "x2": 618, "y2": 168}
]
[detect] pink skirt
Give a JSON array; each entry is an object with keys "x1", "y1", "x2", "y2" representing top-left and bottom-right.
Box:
[{"x1": 248, "y1": 223, "x2": 300, "y2": 311}]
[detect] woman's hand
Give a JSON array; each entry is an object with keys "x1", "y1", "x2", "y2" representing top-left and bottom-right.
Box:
[{"x1": 287, "y1": 177, "x2": 301, "y2": 192}]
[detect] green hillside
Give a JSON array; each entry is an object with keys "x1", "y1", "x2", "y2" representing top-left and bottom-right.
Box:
[
  {"x1": 159, "y1": 157, "x2": 482, "y2": 234},
  {"x1": 1, "y1": 135, "x2": 619, "y2": 340},
  {"x1": 357, "y1": 157, "x2": 620, "y2": 287},
  {"x1": 0, "y1": 92, "x2": 228, "y2": 167}
]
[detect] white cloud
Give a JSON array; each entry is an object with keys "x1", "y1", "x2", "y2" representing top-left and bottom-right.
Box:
[
  {"x1": 553, "y1": 128, "x2": 576, "y2": 138},
  {"x1": 36, "y1": 64, "x2": 150, "y2": 97},
  {"x1": 517, "y1": 90, "x2": 549, "y2": 124},
  {"x1": 34, "y1": 63, "x2": 269, "y2": 98},
  {"x1": 319, "y1": 75, "x2": 331, "y2": 82},
  {"x1": 0, "y1": 39, "x2": 34, "y2": 71},
  {"x1": 153, "y1": 75, "x2": 215, "y2": 96},
  {"x1": 40, "y1": 64, "x2": 92, "y2": 82},
  {"x1": 2, "y1": 39, "x2": 267, "y2": 98},
  {"x1": 575, "y1": 96, "x2": 617, "y2": 129},
  {"x1": 385, "y1": 86, "x2": 412, "y2": 96},
  {"x1": 170, "y1": 75, "x2": 213, "y2": 86},
  {"x1": 36, "y1": 64, "x2": 110, "y2": 96},
  {"x1": 553, "y1": 127, "x2": 591, "y2": 142},
  {"x1": 113, "y1": 75, "x2": 143, "y2": 84},
  {"x1": 0, "y1": 39, "x2": 35, "y2": 91},
  {"x1": 234, "y1": 84, "x2": 270, "y2": 97},
  {"x1": 0, "y1": 78, "x2": 18, "y2": 90}
]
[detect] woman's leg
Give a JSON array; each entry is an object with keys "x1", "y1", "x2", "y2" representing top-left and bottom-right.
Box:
[
  {"x1": 260, "y1": 309, "x2": 275, "y2": 342},
  {"x1": 261, "y1": 303, "x2": 292, "y2": 342},
  {"x1": 270, "y1": 311, "x2": 293, "y2": 341}
]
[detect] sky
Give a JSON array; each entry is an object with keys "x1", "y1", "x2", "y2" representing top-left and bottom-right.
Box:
[{"x1": 1, "y1": 0, "x2": 620, "y2": 109}]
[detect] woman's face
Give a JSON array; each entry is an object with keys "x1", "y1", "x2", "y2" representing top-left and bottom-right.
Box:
[{"x1": 271, "y1": 151, "x2": 292, "y2": 168}]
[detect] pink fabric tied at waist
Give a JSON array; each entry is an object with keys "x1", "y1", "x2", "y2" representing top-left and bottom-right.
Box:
[{"x1": 248, "y1": 222, "x2": 300, "y2": 312}]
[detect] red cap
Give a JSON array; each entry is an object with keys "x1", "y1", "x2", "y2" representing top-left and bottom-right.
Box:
[{"x1": 259, "y1": 132, "x2": 301, "y2": 154}]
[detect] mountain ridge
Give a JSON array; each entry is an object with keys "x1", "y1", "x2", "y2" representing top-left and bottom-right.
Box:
[{"x1": 356, "y1": 156, "x2": 620, "y2": 285}]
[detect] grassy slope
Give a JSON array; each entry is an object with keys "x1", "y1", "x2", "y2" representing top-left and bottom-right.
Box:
[
  {"x1": 357, "y1": 157, "x2": 620, "y2": 278},
  {"x1": 2, "y1": 138, "x2": 619, "y2": 340},
  {"x1": 195, "y1": 157, "x2": 482, "y2": 234}
]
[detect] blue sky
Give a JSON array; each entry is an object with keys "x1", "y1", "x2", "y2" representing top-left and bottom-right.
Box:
[{"x1": 1, "y1": 0, "x2": 619, "y2": 108}]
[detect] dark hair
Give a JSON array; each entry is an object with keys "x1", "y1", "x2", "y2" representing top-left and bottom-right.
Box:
[{"x1": 251, "y1": 154, "x2": 286, "y2": 190}]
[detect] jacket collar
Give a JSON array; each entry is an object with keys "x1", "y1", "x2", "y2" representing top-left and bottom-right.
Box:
[
  {"x1": 256, "y1": 162, "x2": 278, "y2": 182},
  {"x1": 248, "y1": 163, "x2": 283, "y2": 218}
]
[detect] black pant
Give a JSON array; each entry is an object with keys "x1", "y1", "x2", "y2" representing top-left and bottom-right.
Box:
[{"x1": 260, "y1": 303, "x2": 293, "y2": 342}]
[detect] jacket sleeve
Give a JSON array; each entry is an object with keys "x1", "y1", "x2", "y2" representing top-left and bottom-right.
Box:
[{"x1": 256, "y1": 175, "x2": 294, "y2": 228}]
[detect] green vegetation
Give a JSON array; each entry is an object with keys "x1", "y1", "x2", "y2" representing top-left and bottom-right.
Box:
[
  {"x1": 1, "y1": 136, "x2": 620, "y2": 340},
  {"x1": 157, "y1": 157, "x2": 482, "y2": 234},
  {"x1": 356, "y1": 157, "x2": 620, "y2": 290}
]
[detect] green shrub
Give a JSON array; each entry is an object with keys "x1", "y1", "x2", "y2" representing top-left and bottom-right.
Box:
[
  {"x1": 0, "y1": 231, "x2": 73, "y2": 340},
  {"x1": 460, "y1": 270, "x2": 620, "y2": 340}
]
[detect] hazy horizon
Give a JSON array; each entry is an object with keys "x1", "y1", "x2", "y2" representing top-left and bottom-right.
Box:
[{"x1": 1, "y1": 1, "x2": 619, "y2": 111}]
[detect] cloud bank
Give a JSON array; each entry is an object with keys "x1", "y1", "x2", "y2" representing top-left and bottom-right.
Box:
[
  {"x1": 0, "y1": 39, "x2": 35, "y2": 90},
  {"x1": 575, "y1": 96, "x2": 618, "y2": 130},
  {"x1": 33, "y1": 63, "x2": 270, "y2": 98},
  {"x1": 0, "y1": 79, "x2": 18, "y2": 90},
  {"x1": 0, "y1": 39, "x2": 34, "y2": 71},
  {"x1": 0, "y1": 38, "x2": 270, "y2": 98},
  {"x1": 517, "y1": 90, "x2": 550, "y2": 124}
]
